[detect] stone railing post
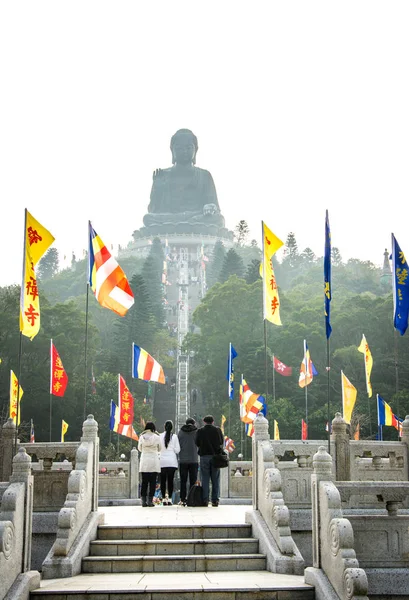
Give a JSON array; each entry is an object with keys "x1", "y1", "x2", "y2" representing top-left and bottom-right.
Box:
[
  {"x1": 331, "y1": 412, "x2": 350, "y2": 481},
  {"x1": 311, "y1": 446, "x2": 333, "y2": 568},
  {"x1": 129, "y1": 448, "x2": 139, "y2": 499},
  {"x1": 252, "y1": 414, "x2": 270, "y2": 510},
  {"x1": 10, "y1": 447, "x2": 34, "y2": 572},
  {"x1": 81, "y1": 415, "x2": 99, "y2": 511},
  {"x1": 401, "y1": 415, "x2": 409, "y2": 446},
  {"x1": 1, "y1": 419, "x2": 16, "y2": 482}
]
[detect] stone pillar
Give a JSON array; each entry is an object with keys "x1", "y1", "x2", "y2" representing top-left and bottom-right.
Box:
[
  {"x1": 220, "y1": 464, "x2": 229, "y2": 498},
  {"x1": 1, "y1": 418, "x2": 16, "y2": 482},
  {"x1": 10, "y1": 447, "x2": 34, "y2": 572},
  {"x1": 311, "y1": 446, "x2": 333, "y2": 568},
  {"x1": 81, "y1": 415, "x2": 99, "y2": 511},
  {"x1": 252, "y1": 414, "x2": 270, "y2": 510},
  {"x1": 331, "y1": 412, "x2": 350, "y2": 481},
  {"x1": 129, "y1": 448, "x2": 139, "y2": 499},
  {"x1": 401, "y1": 415, "x2": 409, "y2": 479}
]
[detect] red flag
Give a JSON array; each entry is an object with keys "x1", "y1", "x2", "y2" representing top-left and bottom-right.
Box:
[
  {"x1": 301, "y1": 419, "x2": 308, "y2": 440},
  {"x1": 50, "y1": 341, "x2": 69, "y2": 397},
  {"x1": 118, "y1": 374, "x2": 134, "y2": 425},
  {"x1": 273, "y1": 356, "x2": 292, "y2": 376}
]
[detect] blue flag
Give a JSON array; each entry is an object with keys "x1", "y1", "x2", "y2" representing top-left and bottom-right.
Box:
[
  {"x1": 324, "y1": 210, "x2": 332, "y2": 338},
  {"x1": 392, "y1": 233, "x2": 409, "y2": 335},
  {"x1": 227, "y1": 343, "x2": 238, "y2": 400}
]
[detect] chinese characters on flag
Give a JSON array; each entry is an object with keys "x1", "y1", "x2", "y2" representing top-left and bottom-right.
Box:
[
  {"x1": 20, "y1": 210, "x2": 55, "y2": 340},
  {"x1": 118, "y1": 374, "x2": 134, "y2": 426},
  {"x1": 262, "y1": 222, "x2": 284, "y2": 326},
  {"x1": 9, "y1": 370, "x2": 24, "y2": 425},
  {"x1": 50, "y1": 341, "x2": 69, "y2": 397}
]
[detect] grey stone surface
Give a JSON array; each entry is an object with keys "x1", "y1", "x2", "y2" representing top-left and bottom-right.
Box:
[{"x1": 3, "y1": 570, "x2": 40, "y2": 600}]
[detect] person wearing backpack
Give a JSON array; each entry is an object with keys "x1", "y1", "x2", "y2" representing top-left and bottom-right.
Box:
[
  {"x1": 159, "y1": 420, "x2": 180, "y2": 505},
  {"x1": 177, "y1": 417, "x2": 199, "y2": 506},
  {"x1": 138, "y1": 421, "x2": 161, "y2": 507},
  {"x1": 195, "y1": 415, "x2": 224, "y2": 507}
]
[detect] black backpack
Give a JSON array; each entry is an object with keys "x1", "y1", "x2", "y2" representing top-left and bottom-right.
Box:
[{"x1": 186, "y1": 483, "x2": 204, "y2": 507}]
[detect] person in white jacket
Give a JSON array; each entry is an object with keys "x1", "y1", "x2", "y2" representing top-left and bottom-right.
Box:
[
  {"x1": 138, "y1": 421, "x2": 161, "y2": 507},
  {"x1": 159, "y1": 420, "x2": 180, "y2": 505}
]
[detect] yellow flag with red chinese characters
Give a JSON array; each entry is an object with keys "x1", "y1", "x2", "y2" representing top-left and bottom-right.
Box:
[
  {"x1": 20, "y1": 210, "x2": 55, "y2": 340},
  {"x1": 262, "y1": 221, "x2": 284, "y2": 325},
  {"x1": 341, "y1": 371, "x2": 357, "y2": 424},
  {"x1": 9, "y1": 370, "x2": 23, "y2": 425},
  {"x1": 357, "y1": 334, "x2": 373, "y2": 398},
  {"x1": 61, "y1": 420, "x2": 69, "y2": 442}
]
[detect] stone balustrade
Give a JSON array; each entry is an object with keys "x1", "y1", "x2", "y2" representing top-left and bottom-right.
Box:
[
  {"x1": 98, "y1": 448, "x2": 139, "y2": 500},
  {"x1": 0, "y1": 447, "x2": 40, "y2": 600},
  {"x1": 42, "y1": 415, "x2": 103, "y2": 579}
]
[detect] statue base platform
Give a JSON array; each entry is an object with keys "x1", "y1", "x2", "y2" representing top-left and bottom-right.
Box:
[{"x1": 133, "y1": 222, "x2": 234, "y2": 240}]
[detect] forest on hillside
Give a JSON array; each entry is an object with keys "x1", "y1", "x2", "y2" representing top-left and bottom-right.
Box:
[{"x1": 1, "y1": 223, "x2": 407, "y2": 460}]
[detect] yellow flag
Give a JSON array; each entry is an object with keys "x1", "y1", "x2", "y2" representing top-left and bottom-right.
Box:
[
  {"x1": 357, "y1": 334, "x2": 373, "y2": 397},
  {"x1": 26, "y1": 210, "x2": 55, "y2": 266},
  {"x1": 221, "y1": 414, "x2": 226, "y2": 434},
  {"x1": 61, "y1": 420, "x2": 69, "y2": 442},
  {"x1": 341, "y1": 371, "x2": 357, "y2": 424},
  {"x1": 273, "y1": 419, "x2": 280, "y2": 440},
  {"x1": 9, "y1": 370, "x2": 23, "y2": 425},
  {"x1": 20, "y1": 210, "x2": 55, "y2": 340},
  {"x1": 262, "y1": 222, "x2": 284, "y2": 326}
]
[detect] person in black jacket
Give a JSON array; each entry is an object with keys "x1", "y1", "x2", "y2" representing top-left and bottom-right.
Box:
[
  {"x1": 195, "y1": 415, "x2": 224, "y2": 507},
  {"x1": 177, "y1": 417, "x2": 199, "y2": 506}
]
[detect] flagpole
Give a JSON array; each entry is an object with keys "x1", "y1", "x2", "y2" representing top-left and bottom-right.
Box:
[
  {"x1": 272, "y1": 354, "x2": 276, "y2": 403},
  {"x1": 264, "y1": 320, "x2": 269, "y2": 400},
  {"x1": 376, "y1": 394, "x2": 381, "y2": 441},
  {"x1": 326, "y1": 338, "x2": 330, "y2": 453},
  {"x1": 14, "y1": 332, "x2": 23, "y2": 457},
  {"x1": 83, "y1": 283, "x2": 90, "y2": 421},
  {"x1": 50, "y1": 339, "x2": 53, "y2": 442},
  {"x1": 304, "y1": 340, "x2": 308, "y2": 430},
  {"x1": 394, "y1": 329, "x2": 400, "y2": 439}
]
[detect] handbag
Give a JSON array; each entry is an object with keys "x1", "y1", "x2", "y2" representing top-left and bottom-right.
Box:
[
  {"x1": 186, "y1": 482, "x2": 204, "y2": 507},
  {"x1": 211, "y1": 449, "x2": 229, "y2": 469}
]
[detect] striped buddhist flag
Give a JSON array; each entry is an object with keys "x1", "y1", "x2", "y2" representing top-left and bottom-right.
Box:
[
  {"x1": 377, "y1": 395, "x2": 398, "y2": 427},
  {"x1": 30, "y1": 419, "x2": 35, "y2": 443},
  {"x1": 240, "y1": 377, "x2": 266, "y2": 424},
  {"x1": 88, "y1": 222, "x2": 134, "y2": 316},
  {"x1": 224, "y1": 436, "x2": 235, "y2": 453},
  {"x1": 132, "y1": 343, "x2": 165, "y2": 383},
  {"x1": 109, "y1": 400, "x2": 139, "y2": 441}
]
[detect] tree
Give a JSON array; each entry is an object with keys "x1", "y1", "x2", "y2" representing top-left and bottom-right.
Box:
[
  {"x1": 332, "y1": 247, "x2": 343, "y2": 266},
  {"x1": 219, "y1": 249, "x2": 245, "y2": 282},
  {"x1": 37, "y1": 248, "x2": 60, "y2": 280},
  {"x1": 234, "y1": 220, "x2": 250, "y2": 246},
  {"x1": 142, "y1": 254, "x2": 165, "y2": 328},
  {"x1": 282, "y1": 232, "x2": 299, "y2": 268},
  {"x1": 300, "y1": 248, "x2": 316, "y2": 265},
  {"x1": 245, "y1": 259, "x2": 261, "y2": 285},
  {"x1": 207, "y1": 240, "x2": 226, "y2": 288}
]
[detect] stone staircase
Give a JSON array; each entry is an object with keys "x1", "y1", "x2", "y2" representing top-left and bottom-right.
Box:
[{"x1": 31, "y1": 522, "x2": 314, "y2": 599}]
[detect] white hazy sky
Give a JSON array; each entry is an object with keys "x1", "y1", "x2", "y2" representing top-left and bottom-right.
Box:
[{"x1": 1, "y1": 1, "x2": 408, "y2": 286}]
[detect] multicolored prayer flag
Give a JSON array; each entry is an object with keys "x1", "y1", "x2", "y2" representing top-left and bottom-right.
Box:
[
  {"x1": 357, "y1": 334, "x2": 373, "y2": 398},
  {"x1": 50, "y1": 341, "x2": 69, "y2": 397},
  {"x1": 109, "y1": 400, "x2": 139, "y2": 441},
  {"x1": 273, "y1": 355, "x2": 292, "y2": 376},
  {"x1": 132, "y1": 344, "x2": 165, "y2": 384},
  {"x1": 262, "y1": 221, "x2": 284, "y2": 325},
  {"x1": 246, "y1": 422, "x2": 254, "y2": 437},
  {"x1": 341, "y1": 371, "x2": 357, "y2": 424},
  {"x1": 20, "y1": 210, "x2": 55, "y2": 340},
  {"x1": 273, "y1": 420, "x2": 280, "y2": 440},
  {"x1": 61, "y1": 419, "x2": 69, "y2": 442},
  {"x1": 392, "y1": 233, "x2": 409, "y2": 335},
  {"x1": 377, "y1": 395, "x2": 399, "y2": 428},
  {"x1": 224, "y1": 436, "x2": 235, "y2": 453},
  {"x1": 240, "y1": 376, "x2": 266, "y2": 424},
  {"x1": 30, "y1": 419, "x2": 35, "y2": 443},
  {"x1": 227, "y1": 343, "x2": 238, "y2": 400},
  {"x1": 88, "y1": 222, "x2": 134, "y2": 316},
  {"x1": 298, "y1": 341, "x2": 317, "y2": 388},
  {"x1": 118, "y1": 374, "x2": 134, "y2": 426},
  {"x1": 9, "y1": 370, "x2": 23, "y2": 425},
  {"x1": 324, "y1": 210, "x2": 332, "y2": 339}
]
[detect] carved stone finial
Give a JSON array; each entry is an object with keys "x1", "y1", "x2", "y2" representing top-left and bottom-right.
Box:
[
  {"x1": 3, "y1": 418, "x2": 16, "y2": 432},
  {"x1": 401, "y1": 415, "x2": 409, "y2": 445},
  {"x1": 10, "y1": 447, "x2": 32, "y2": 482},
  {"x1": 82, "y1": 414, "x2": 98, "y2": 441},
  {"x1": 332, "y1": 412, "x2": 347, "y2": 435},
  {"x1": 253, "y1": 413, "x2": 269, "y2": 441},
  {"x1": 313, "y1": 446, "x2": 333, "y2": 474}
]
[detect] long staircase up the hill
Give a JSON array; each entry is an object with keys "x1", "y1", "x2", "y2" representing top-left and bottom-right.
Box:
[{"x1": 31, "y1": 520, "x2": 315, "y2": 599}]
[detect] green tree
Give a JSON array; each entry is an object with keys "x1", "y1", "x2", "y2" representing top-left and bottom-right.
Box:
[
  {"x1": 234, "y1": 220, "x2": 250, "y2": 246},
  {"x1": 142, "y1": 254, "x2": 165, "y2": 328},
  {"x1": 219, "y1": 249, "x2": 245, "y2": 282},
  {"x1": 37, "y1": 248, "x2": 60, "y2": 280},
  {"x1": 245, "y1": 259, "x2": 261, "y2": 285},
  {"x1": 207, "y1": 240, "x2": 226, "y2": 288}
]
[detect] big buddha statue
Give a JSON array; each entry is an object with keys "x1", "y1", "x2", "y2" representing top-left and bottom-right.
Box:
[{"x1": 137, "y1": 129, "x2": 228, "y2": 237}]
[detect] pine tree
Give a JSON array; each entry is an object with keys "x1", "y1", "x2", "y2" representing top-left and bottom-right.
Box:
[
  {"x1": 300, "y1": 247, "x2": 316, "y2": 265},
  {"x1": 282, "y1": 232, "x2": 300, "y2": 268},
  {"x1": 142, "y1": 254, "x2": 165, "y2": 328},
  {"x1": 234, "y1": 220, "x2": 250, "y2": 246},
  {"x1": 207, "y1": 240, "x2": 226, "y2": 287},
  {"x1": 37, "y1": 248, "x2": 60, "y2": 280},
  {"x1": 219, "y1": 249, "x2": 245, "y2": 282},
  {"x1": 332, "y1": 247, "x2": 343, "y2": 266},
  {"x1": 245, "y1": 258, "x2": 261, "y2": 285}
]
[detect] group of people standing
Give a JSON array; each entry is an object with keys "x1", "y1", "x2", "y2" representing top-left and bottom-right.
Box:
[{"x1": 138, "y1": 415, "x2": 224, "y2": 507}]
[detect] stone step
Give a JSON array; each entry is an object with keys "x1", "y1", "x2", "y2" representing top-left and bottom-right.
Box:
[
  {"x1": 90, "y1": 537, "x2": 259, "y2": 556},
  {"x1": 97, "y1": 523, "x2": 252, "y2": 540},
  {"x1": 82, "y1": 552, "x2": 267, "y2": 573}
]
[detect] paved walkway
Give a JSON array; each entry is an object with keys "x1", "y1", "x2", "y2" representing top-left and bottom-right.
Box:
[{"x1": 35, "y1": 505, "x2": 313, "y2": 596}]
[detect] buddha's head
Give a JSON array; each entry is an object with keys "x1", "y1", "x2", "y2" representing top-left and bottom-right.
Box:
[{"x1": 171, "y1": 129, "x2": 198, "y2": 165}]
